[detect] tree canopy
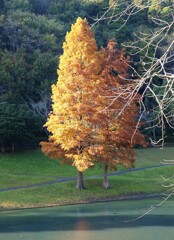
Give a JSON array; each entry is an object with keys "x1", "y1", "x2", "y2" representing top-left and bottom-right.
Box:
[
  {"x1": 41, "y1": 17, "x2": 146, "y2": 189},
  {"x1": 0, "y1": 0, "x2": 173, "y2": 151}
]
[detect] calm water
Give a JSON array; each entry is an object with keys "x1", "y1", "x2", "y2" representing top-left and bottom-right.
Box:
[{"x1": 0, "y1": 197, "x2": 173, "y2": 240}]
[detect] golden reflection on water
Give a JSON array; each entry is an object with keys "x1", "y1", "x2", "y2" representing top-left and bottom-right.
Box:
[
  {"x1": 73, "y1": 219, "x2": 91, "y2": 240},
  {"x1": 75, "y1": 220, "x2": 90, "y2": 230}
]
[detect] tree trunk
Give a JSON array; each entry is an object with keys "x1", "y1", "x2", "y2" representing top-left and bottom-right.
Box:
[
  {"x1": 76, "y1": 171, "x2": 85, "y2": 190},
  {"x1": 11, "y1": 143, "x2": 15, "y2": 152},
  {"x1": 152, "y1": 121, "x2": 156, "y2": 141},
  {"x1": 103, "y1": 163, "x2": 109, "y2": 189},
  {"x1": 0, "y1": 142, "x2": 5, "y2": 153}
]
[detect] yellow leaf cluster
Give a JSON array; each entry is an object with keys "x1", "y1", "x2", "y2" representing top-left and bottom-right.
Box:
[{"x1": 41, "y1": 17, "x2": 147, "y2": 174}]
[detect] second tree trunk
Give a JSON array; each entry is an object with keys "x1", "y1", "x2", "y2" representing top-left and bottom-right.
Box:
[{"x1": 103, "y1": 163, "x2": 109, "y2": 189}]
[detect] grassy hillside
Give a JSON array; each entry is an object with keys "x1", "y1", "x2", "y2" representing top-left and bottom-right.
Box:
[{"x1": 0, "y1": 147, "x2": 173, "y2": 209}]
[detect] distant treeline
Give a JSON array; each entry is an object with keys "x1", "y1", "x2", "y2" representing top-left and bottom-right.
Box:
[{"x1": 0, "y1": 0, "x2": 173, "y2": 151}]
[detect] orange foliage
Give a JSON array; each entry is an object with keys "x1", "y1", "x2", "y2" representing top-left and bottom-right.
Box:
[
  {"x1": 87, "y1": 41, "x2": 147, "y2": 170},
  {"x1": 41, "y1": 17, "x2": 147, "y2": 175},
  {"x1": 41, "y1": 17, "x2": 104, "y2": 172},
  {"x1": 40, "y1": 139, "x2": 66, "y2": 160}
]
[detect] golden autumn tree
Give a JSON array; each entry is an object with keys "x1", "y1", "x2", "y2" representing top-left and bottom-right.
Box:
[
  {"x1": 88, "y1": 41, "x2": 147, "y2": 189},
  {"x1": 41, "y1": 17, "x2": 147, "y2": 190},
  {"x1": 41, "y1": 17, "x2": 104, "y2": 190}
]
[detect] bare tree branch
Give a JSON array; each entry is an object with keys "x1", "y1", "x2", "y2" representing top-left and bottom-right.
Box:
[{"x1": 93, "y1": 1, "x2": 174, "y2": 146}]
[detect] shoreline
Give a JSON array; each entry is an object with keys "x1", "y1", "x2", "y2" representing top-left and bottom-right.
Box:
[{"x1": 0, "y1": 192, "x2": 163, "y2": 212}]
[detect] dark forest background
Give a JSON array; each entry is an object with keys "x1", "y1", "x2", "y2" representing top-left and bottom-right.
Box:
[{"x1": 0, "y1": 0, "x2": 173, "y2": 152}]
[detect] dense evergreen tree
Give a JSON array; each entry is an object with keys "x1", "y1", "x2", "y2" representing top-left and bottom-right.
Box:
[{"x1": 0, "y1": 103, "x2": 41, "y2": 152}]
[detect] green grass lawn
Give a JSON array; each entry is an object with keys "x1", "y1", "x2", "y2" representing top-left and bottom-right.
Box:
[{"x1": 0, "y1": 147, "x2": 174, "y2": 209}]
